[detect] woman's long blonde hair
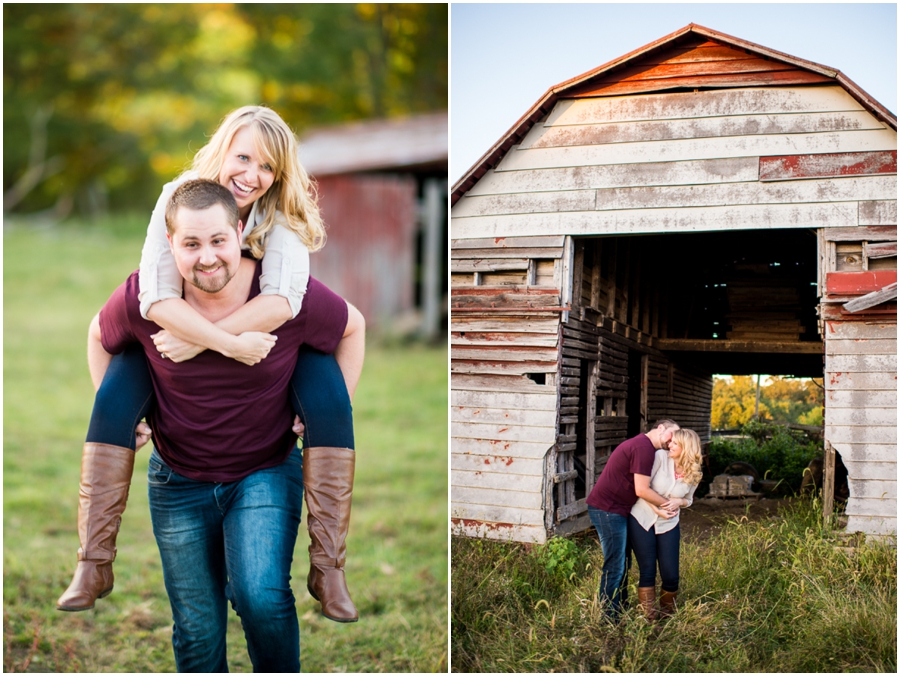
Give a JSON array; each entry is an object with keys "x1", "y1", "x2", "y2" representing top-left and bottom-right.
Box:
[
  {"x1": 192, "y1": 106, "x2": 325, "y2": 258},
  {"x1": 672, "y1": 428, "x2": 703, "y2": 486}
]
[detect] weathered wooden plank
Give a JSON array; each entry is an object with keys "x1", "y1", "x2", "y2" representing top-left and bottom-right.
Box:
[
  {"x1": 450, "y1": 247, "x2": 565, "y2": 261},
  {"x1": 451, "y1": 388, "x2": 558, "y2": 412},
  {"x1": 461, "y1": 176, "x2": 894, "y2": 219},
  {"x1": 842, "y1": 460, "x2": 897, "y2": 481},
  {"x1": 858, "y1": 200, "x2": 898, "y2": 226},
  {"x1": 825, "y1": 353, "x2": 896, "y2": 373},
  {"x1": 571, "y1": 69, "x2": 835, "y2": 99},
  {"x1": 544, "y1": 86, "x2": 865, "y2": 127},
  {"x1": 658, "y1": 339, "x2": 821, "y2": 354},
  {"x1": 822, "y1": 226, "x2": 898, "y2": 242},
  {"x1": 843, "y1": 283, "x2": 898, "y2": 313},
  {"x1": 451, "y1": 345, "x2": 559, "y2": 363},
  {"x1": 825, "y1": 370, "x2": 897, "y2": 391},
  {"x1": 825, "y1": 338, "x2": 897, "y2": 355},
  {"x1": 825, "y1": 407, "x2": 897, "y2": 426},
  {"x1": 451, "y1": 316, "x2": 560, "y2": 334},
  {"x1": 824, "y1": 321, "x2": 896, "y2": 339},
  {"x1": 452, "y1": 331, "x2": 559, "y2": 348},
  {"x1": 866, "y1": 241, "x2": 898, "y2": 259},
  {"x1": 450, "y1": 513, "x2": 547, "y2": 543},
  {"x1": 494, "y1": 129, "x2": 896, "y2": 172},
  {"x1": 832, "y1": 442, "x2": 897, "y2": 462},
  {"x1": 453, "y1": 469, "x2": 545, "y2": 492},
  {"x1": 759, "y1": 150, "x2": 896, "y2": 181},
  {"x1": 452, "y1": 485, "x2": 543, "y2": 510},
  {"x1": 452, "y1": 360, "x2": 559, "y2": 377},
  {"x1": 451, "y1": 436, "x2": 552, "y2": 460},
  {"x1": 451, "y1": 235, "x2": 567, "y2": 249},
  {"x1": 452, "y1": 405, "x2": 557, "y2": 428},
  {"x1": 825, "y1": 270, "x2": 897, "y2": 294},
  {"x1": 592, "y1": 176, "x2": 893, "y2": 213},
  {"x1": 556, "y1": 498, "x2": 587, "y2": 521},
  {"x1": 826, "y1": 389, "x2": 897, "y2": 408},
  {"x1": 847, "y1": 479, "x2": 897, "y2": 500},
  {"x1": 825, "y1": 425, "x2": 897, "y2": 444},
  {"x1": 450, "y1": 258, "x2": 530, "y2": 273},
  {"x1": 452, "y1": 190, "x2": 595, "y2": 218},
  {"x1": 451, "y1": 287, "x2": 562, "y2": 310},
  {"x1": 452, "y1": 373, "x2": 556, "y2": 394},
  {"x1": 845, "y1": 497, "x2": 897, "y2": 518},
  {"x1": 452, "y1": 451, "x2": 545, "y2": 476},
  {"x1": 842, "y1": 514, "x2": 896, "y2": 536},
  {"x1": 450, "y1": 503, "x2": 545, "y2": 526},
  {"x1": 525, "y1": 112, "x2": 883, "y2": 150},
  {"x1": 452, "y1": 203, "x2": 858, "y2": 239},
  {"x1": 460, "y1": 159, "x2": 760, "y2": 199}
]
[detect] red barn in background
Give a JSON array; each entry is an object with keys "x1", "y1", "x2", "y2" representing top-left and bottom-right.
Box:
[{"x1": 299, "y1": 112, "x2": 448, "y2": 338}]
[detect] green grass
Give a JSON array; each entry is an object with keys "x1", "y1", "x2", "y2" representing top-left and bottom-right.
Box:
[
  {"x1": 3, "y1": 217, "x2": 448, "y2": 672},
  {"x1": 451, "y1": 500, "x2": 896, "y2": 673}
]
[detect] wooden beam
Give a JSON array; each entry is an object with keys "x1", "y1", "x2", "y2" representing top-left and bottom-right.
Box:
[
  {"x1": 823, "y1": 440, "x2": 835, "y2": 528},
  {"x1": 843, "y1": 282, "x2": 898, "y2": 313},
  {"x1": 657, "y1": 339, "x2": 823, "y2": 353},
  {"x1": 823, "y1": 226, "x2": 897, "y2": 242}
]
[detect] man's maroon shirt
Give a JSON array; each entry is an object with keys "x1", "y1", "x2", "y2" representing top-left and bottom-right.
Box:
[
  {"x1": 99, "y1": 263, "x2": 348, "y2": 482},
  {"x1": 586, "y1": 434, "x2": 657, "y2": 516}
]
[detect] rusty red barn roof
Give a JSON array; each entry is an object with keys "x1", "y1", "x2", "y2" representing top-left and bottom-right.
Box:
[
  {"x1": 299, "y1": 111, "x2": 448, "y2": 177},
  {"x1": 451, "y1": 23, "x2": 897, "y2": 206}
]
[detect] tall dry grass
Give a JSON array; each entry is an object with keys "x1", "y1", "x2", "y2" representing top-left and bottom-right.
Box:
[{"x1": 451, "y1": 499, "x2": 896, "y2": 673}]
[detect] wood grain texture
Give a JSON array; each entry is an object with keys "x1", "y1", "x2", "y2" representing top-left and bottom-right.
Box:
[
  {"x1": 496, "y1": 129, "x2": 895, "y2": 172},
  {"x1": 545, "y1": 86, "x2": 865, "y2": 127}
]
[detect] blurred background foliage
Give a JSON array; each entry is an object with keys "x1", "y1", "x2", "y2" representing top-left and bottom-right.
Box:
[{"x1": 3, "y1": 3, "x2": 448, "y2": 218}]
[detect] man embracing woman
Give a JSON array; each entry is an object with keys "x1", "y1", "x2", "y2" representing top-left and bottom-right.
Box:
[{"x1": 586, "y1": 419, "x2": 703, "y2": 622}]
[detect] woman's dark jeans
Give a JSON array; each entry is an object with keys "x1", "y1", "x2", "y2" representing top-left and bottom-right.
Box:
[
  {"x1": 85, "y1": 344, "x2": 354, "y2": 450},
  {"x1": 627, "y1": 514, "x2": 680, "y2": 592}
]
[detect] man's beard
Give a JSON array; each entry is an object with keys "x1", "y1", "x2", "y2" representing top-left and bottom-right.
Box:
[{"x1": 191, "y1": 261, "x2": 234, "y2": 293}]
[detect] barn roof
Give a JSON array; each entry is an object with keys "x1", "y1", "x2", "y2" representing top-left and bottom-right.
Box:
[
  {"x1": 299, "y1": 111, "x2": 448, "y2": 177},
  {"x1": 451, "y1": 23, "x2": 897, "y2": 206}
]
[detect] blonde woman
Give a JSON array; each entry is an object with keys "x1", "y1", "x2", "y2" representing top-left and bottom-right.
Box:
[
  {"x1": 629, "y1": 428, "x2": 703, "y2": 621},
  {"x1": 58, "y1": 107, "x2": 362, "y2": 624}
]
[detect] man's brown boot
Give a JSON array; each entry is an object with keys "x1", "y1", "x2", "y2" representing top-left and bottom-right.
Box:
[
  {"x1": 659, "y1": 589, "x2": 678, "y2": 618},
  {"x1": 57, "y1": 443, "x2": 135, "y2": 612},
  {"x1": 303, "y1": 446, "x2": 358, "y2": 622},
  {"x1": 637, "y1": 586, "x2": 658, "y2": 622}
]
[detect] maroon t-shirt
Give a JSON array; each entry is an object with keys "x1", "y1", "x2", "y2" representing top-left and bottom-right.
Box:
[
  {"x1": 99, "y1": 263, "x2": 348, "y2": 482},
  {"x1": 585, "y1": 434, "x2": 656, "y2": 516}
]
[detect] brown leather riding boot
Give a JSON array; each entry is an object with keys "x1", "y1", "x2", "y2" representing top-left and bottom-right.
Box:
[
  {"x1": 303, "y1": 446, "x2": 358, "y2": 622},
  {"x1": 637, "y1": 586, "x2": 658, "y2": 622},
  {"x1": 659, "y1": 589, "x2": 678, "y2": 618},
  {"x1": 57, "y1": 443, "x2": 135, "y2": 612}
]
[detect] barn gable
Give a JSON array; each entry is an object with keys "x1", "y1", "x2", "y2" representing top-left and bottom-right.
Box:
[{"x1": 451, "y1": 24, "x2": 896, "y2": 543}]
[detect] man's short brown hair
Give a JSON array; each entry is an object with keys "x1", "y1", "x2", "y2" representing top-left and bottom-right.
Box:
[
  {"x1": 165, "y1": 179, "x2": 240, "y2": 235},
  {"x1": 653, "y1": 418, "x2": 679, "y2": 430}
]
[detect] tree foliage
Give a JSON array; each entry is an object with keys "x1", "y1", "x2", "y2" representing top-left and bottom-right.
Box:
[
  {"x1": 3, "y1": 3, "x2": 448, "y2": 216},
  {"x1": 711, "y1": 376, "x2": 824, "y2": 430}
]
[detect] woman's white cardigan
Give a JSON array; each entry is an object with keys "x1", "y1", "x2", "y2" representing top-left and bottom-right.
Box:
[
  {"x1": 138, "y1": 171, "x2": 309, "y2": 320},
  {"x1": 631, "y1": 449, "x2": 699, "y2": 534}
]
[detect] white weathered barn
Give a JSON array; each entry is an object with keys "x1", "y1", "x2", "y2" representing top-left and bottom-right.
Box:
[{"x1": 450, "y1": 24, "x2": 896, "y2": 543}]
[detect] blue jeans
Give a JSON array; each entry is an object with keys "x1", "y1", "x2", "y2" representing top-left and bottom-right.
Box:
[
  {"x1": 628, "y1": 516, "x2": 681, "y2": 592},
  {"x1": 86, "y1": 345, "x2": 354, "y2": 450},
  {"x1": 588, "y1": 506, "x2": 631, "y2": 618},
  {"x1": 148, "y1": 447, "x2": 304, "y2": 672}
]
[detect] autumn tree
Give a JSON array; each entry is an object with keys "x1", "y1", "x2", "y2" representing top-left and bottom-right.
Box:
[
  {"x1": 3, "y1": 4, "x2": 448, "y2": 217},
  {"x1": 711, "y1": 376, "x2": 824, "y2": 429}
]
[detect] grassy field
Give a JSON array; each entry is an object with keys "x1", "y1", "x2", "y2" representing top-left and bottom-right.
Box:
[
  {"x1": 3, "y1": 217, "x2": 449, "y2": 672},
  {"x1": 452, "y1": 499, "x2": 896, "y2": 673}
]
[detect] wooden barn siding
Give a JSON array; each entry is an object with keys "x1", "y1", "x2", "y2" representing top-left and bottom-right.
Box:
[
  {"x1": 646, "y1": 357, "x2": 713, "y2": 442},
  {"x1": 450, "y1": 236, "x2": 567, "y2": 543},
  {"x1": 312, "y1": 174, "x2": 418, "y2": 325},
  {"x1": 450, "y1": 86, "x2": 896, "y2": 240},
  {"x1": 824, "y1": 321, "x2": 897, "y2": 536}
]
